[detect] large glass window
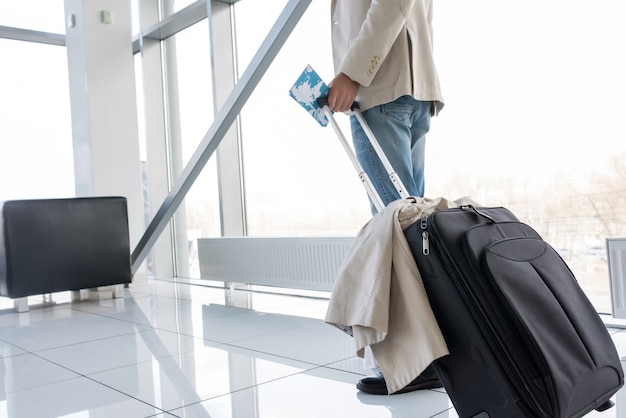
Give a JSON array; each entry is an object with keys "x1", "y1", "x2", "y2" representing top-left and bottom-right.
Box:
[
  {"x1": 427, "y1": 0, "x2": 626, "y2": 313},
  {"x1": 233, "y1": 0, "x2": 626, "y2": 312},
  {"x1": 235, "y1": 1, "x2": 372, "y2": 237},
  {"x1": 0, "y1": 39, "x2": 73, "y2": 200},
  {"x1": 0, "y1": 1, "x2": 65, "y2": 33}
]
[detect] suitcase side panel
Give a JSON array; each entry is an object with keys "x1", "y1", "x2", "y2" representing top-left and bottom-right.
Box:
[{"x1": 484, "y1": 237, "x2": 624, "y2": 417}]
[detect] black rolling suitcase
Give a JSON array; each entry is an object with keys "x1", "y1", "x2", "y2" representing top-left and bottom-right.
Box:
[
  {"x1": 306, "y1": 77, "x2": 623, "y2": 416},
  {"x1": 403, "y1": 206, "x2": 624, "y2": 417}
]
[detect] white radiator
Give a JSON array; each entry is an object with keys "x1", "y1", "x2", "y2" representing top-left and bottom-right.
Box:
[
  {"x1": 197, "y1": 237, "x2": 354, "y2": 292},
  {"x1": 608, "y1": 238, "x2": 626, "y2": 319}
]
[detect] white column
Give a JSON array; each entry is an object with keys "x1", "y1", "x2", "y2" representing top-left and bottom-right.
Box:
[{"x1": 64, "y1": 0, "x2": 145, "y2": 282}]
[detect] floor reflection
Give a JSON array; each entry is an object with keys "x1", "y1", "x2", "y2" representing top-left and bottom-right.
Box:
[{"x1": 0, "y1": 280, "x2": 622, "y2": 417}]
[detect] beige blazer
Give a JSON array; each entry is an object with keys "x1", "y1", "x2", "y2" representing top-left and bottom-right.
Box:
[
  {"x1": 331, "y1": 0, "x2": 444, "y2": 113},
  {"x1": 325, "y1": 197, "x2": 478, "y2": 394}
]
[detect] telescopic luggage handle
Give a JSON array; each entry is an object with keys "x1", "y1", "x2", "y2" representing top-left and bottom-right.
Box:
[
  {"x1": 316, "y1": 97, "x2": 385, "y2": 211},
  {"x1": 316, "y1": 97, "x2": 410, "y2": 211}
]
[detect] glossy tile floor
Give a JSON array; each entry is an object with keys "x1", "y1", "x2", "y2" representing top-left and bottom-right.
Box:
[{"x1": 0, "y1": 279, "x2": 624, "y2": 418}]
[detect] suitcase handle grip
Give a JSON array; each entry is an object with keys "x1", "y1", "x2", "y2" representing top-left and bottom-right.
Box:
[
  {"x1": 316, "y1": 96, "x2": 359, "y2": 111},
  {"x1": 461, "y1": 205, "x2": 497, "y2": 223}
]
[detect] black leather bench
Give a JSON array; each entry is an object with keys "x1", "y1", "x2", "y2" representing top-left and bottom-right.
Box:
[{"x1": 0, "y1": 197, "x2": 132, "y2": 311}]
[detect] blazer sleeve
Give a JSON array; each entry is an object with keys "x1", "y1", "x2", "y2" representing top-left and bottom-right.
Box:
[{"x1": 339, "y1": 0, "x2": 417, "y2": 87}]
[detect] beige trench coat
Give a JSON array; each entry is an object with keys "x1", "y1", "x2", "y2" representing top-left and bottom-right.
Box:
[{"x1": 325, "y1": 196, "x2": 478, "y2": 394}]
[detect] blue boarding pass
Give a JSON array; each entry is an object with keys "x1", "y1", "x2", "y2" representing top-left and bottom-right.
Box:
[{"x1": 288, "y1": 64, "x2": 331, "y2": 127}]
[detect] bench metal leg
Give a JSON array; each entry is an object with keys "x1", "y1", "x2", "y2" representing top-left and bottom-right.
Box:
[
  {"x1": 14, "y1": 297, "x2": 28, "y2": 313},
  {"x1": 112, "y1": 284, "x2": 123, "y2": 299}
]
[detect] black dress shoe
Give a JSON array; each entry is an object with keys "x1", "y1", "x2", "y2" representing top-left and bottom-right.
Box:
[{"x1": 356, "y1": 365, "x2": 442, "y2": 395}]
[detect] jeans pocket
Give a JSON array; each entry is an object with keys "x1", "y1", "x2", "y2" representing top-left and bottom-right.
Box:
[{"x1": 379, "y1": 97, "x2": 413, "y2": 124}]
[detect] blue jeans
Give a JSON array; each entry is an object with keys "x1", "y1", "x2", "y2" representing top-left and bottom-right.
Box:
[{"x1": 351, "y1": 95, "x2": 432, "y2": 214}]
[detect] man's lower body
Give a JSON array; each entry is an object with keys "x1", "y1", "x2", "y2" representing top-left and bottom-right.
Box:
[
  {"x1": 351, "y1": 96, "x2": 440, "y2": 394},
  {"x1": 351, "y1": 95, "x2": 432, "y2": 214}
]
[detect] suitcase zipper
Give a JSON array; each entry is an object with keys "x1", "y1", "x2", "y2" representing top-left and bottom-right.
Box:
[
  {"x1": 420, "y1": 214, "x2": 430, "y2": 255},
  {"x1": 421, "y1": 207, "x2": 491, "y2": 257}
]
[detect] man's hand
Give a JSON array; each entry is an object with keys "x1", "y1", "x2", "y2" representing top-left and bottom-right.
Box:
[{"x1": 328, "y1": 72, "x2": 360, "y2": 113}]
